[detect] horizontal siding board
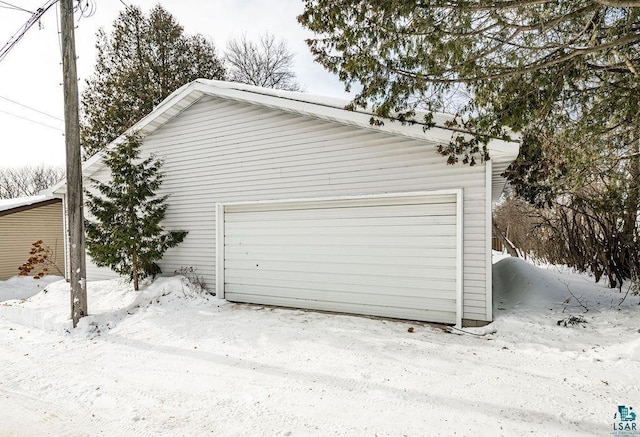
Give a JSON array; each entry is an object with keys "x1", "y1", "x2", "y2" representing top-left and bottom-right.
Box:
[
  {"x1": 85, "y1": 262, "x2": 119, "y2": 281},
  {"x1": 0, "y1": 202, "x2": 65, "y2": 280}
]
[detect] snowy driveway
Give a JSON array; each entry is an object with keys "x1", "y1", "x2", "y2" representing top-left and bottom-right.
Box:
[{"x1": 0, "y1": 262, "x2": 638, "y2": 436}]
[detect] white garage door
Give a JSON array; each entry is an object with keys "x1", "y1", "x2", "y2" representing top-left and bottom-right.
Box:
[{"x1": 218, "y1": 192, "x2": 462, "y2": 324}]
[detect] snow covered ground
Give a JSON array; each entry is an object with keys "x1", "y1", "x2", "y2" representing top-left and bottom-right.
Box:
[{"x1": 0, "y1": 256, "x2": 638, "y2": 436}]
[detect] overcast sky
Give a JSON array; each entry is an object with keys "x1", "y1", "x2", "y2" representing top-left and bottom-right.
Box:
[{"x1": 0, "y1": 0, "x2": 348, "y2": 168}]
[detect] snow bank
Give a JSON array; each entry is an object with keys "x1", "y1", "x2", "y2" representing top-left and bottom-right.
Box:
[
  {"x1": 491, "y1": 256, "x2": 640, "y2": 362},
  {"x1": 0, "y1": 275, "x2": 63, "y2": 302},
  {"x1": 0, "y1": 275, "x2": 212, "y2": 334}
]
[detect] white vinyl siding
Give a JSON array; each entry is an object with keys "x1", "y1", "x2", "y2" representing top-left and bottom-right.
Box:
[
  {"x1": 86, "y1": 95, "x2": 491, "y2": 322},
  {"x1": 220, "y1": 193, "x2": 460, "y2": 324},
  {"x1": 82, "y1": 166, "x2": 122, "y2": 281}
]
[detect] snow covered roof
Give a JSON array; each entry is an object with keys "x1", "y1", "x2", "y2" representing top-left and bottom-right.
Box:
[
  {"x1": 0, "y1": 195, "x2": 58, "y2": 215},
  {"x1": 53, "y1": 79, "x2": 520, "y2": 199}
]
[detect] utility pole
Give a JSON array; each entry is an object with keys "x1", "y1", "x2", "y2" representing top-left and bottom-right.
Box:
[{"x1": 60, "y1": 0, "x2": 87, "y2": 327}]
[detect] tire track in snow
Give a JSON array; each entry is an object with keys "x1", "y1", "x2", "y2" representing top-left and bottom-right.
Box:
[
  {"x1": 0, "y1": 386, "x2": 88, "y2": 437},
  {"x1": 98, "y1": 330, "x2": 610, "y2": 436}
]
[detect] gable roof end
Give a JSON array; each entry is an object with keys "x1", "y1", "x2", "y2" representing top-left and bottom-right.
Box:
[{"x1": 52, "y1": 79, "x2": 520, "y2": 201}]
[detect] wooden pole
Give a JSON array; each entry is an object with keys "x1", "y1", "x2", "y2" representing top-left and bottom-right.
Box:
[{"x1": 60, "y1": 0, "x2": 87, "y2": 327}]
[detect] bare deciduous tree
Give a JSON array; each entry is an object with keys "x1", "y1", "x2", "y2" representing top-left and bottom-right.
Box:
[
  {"x1": 0, "y1": 165, "x2": 64, "y2": 199},
  {"x1": 224, "y1": 33, "x2": 301, "y2": 91}
]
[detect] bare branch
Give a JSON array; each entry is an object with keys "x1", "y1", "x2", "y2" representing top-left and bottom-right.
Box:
[
  {"x1": 0, "y1": 165, "x2": 64, "y2": 199},
  {"x1": 224, "y1": 33, "x2": 301, "y2": 91}
]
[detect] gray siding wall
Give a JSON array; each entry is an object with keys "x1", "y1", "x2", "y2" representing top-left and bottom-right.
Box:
[{"x1": 85, "y1": 96, "x2": 489, "y2": 321}]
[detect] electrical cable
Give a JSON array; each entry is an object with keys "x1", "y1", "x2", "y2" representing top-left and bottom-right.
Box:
[
  {"x1": 0, "y1": 1, "x2": 33, "y2": 13},
  {"x1": 0, "y1": 108, "x2": 64, "y2": 132},
  {"x1": 0, "y1": 0, "x2": 60, "y2": 64},
  {"x1": 75, "y1": 0, "x2": 96, "y2": 19},
  {"x1": 0, "y1": 95, "x2": 63, "y2": 121},
  {"x1": 1, "y1": 0, "x2": 98, "y2": 64}
]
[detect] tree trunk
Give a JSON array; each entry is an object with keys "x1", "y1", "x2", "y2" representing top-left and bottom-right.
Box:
[
  {"x1": 624, "y1": 131, "x2": 639, "y2": 240},
  {"x1": 132, "y1": 248, "x2": 139, "y2": 291},
  {"x1": 623, "y1": 129, "x2": 640, "y2": 284},
  {"x1": 493, "y1": 220, "x2": 519, "y2": 257}
]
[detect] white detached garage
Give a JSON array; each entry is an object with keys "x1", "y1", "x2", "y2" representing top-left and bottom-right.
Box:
[{"x1": 55, "y1": 79, "x2": 519, "y2": 326}]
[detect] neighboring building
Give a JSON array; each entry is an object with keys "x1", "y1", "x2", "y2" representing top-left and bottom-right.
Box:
[
  {"x1": 0, "y1": 196, "x2": 64, "y2": 280},
  {"x1": 54, "y1": 80, "x2": 520, "y2": 326}
]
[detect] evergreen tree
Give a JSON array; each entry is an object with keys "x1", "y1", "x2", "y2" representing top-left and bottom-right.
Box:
[
  {"x1": 85, "y1": 133, "x2": 187, "y2": 290},
  {"x1": 299, "y1": 1, "x2": 640, "y2": 163},
  {"x1": 81, "y1": 5, "x2": 225, "y2": 158}
]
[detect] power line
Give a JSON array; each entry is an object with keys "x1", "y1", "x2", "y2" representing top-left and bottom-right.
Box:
[
  {"x1": 76, "y1": 0, "x2": 96, "y2": 19},
  {"x1": 0, "y1": 1, "x2": 34, "y2": 13},
  {"x1": 0, "y1": 0, "x2": 60, "y2": 64},
  {"x1": 0, "y1": 108, "x2": 64, "y2": 132},
  {"x1": 0, "y1": 95, "x2": 63, "y2": 121},
  {"x1": 1, "y1": 0, "x2": 97, "y2": 64}
]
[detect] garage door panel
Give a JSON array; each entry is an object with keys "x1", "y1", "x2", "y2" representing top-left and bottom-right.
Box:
[
  {"x1": 225, "y1": 259, "x2": 456, "y2": 279},
  {"x1": 224, "y1": 203, "x2": 456, "y2": 221},
  {"x1": 225, "y1": 234, "x2": 456, "y2": 248},
  {"x1": 225, "y1": 215, "x2": 456, "y2": 229},
  {"x1": 225, "y1": 250, "x2": 456, "y2": 267},
  {"x1": 225, "y1": 268, "x2": 455, "y2": 290},
  {"x1": 222, "y1": 193, "x2": 460, "y2": 324},
  {"x1": 224, "y1": 223, "x2": 457, "y2": 237},
  {"x1": 225, "y1": 245, "x2": 458, "y2": 259},
  {"x1": 229, "y1": 285, "x2": 456, "y2": 311},
  {"x1": 224, "y1": 195, "x2": 456, "y2": 213},
  {"x1": 225, "y1": 277, "x2": 456, "y2": 299},
  {"x1": 233, "y1": 295, "x2": 456, "y2": 325}
]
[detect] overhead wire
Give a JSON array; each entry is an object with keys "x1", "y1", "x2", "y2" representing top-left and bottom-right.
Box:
[
  {"x1": 0, "y1": 108, "x2": 64, "y2": 132},
  {"x1": 0, "y1": 0, "x2": 97, "y2": 134},
  {"x1": 1, "y1": 0, "x2": 97, "y2": 64},
  {"x1": 75, "y1": 0, "x2": 96, "y2": 20},
  {"x1": 0, "y1": 0, "x2": 60, "y2": 64},
  {"x1": 0, "y1": 1, "x2": 34, "y2": 13},
  {"x1": 0, "y1": 95, "x2": 64, "y2": 121}
]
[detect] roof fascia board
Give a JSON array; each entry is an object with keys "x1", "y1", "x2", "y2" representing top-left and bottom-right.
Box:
[
  {"x1": 198, "y1": 84, "x2": 469, "y2": 148},
  {"x1": 0, "y1": 198, "x2": 61, "y2": 217}
]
